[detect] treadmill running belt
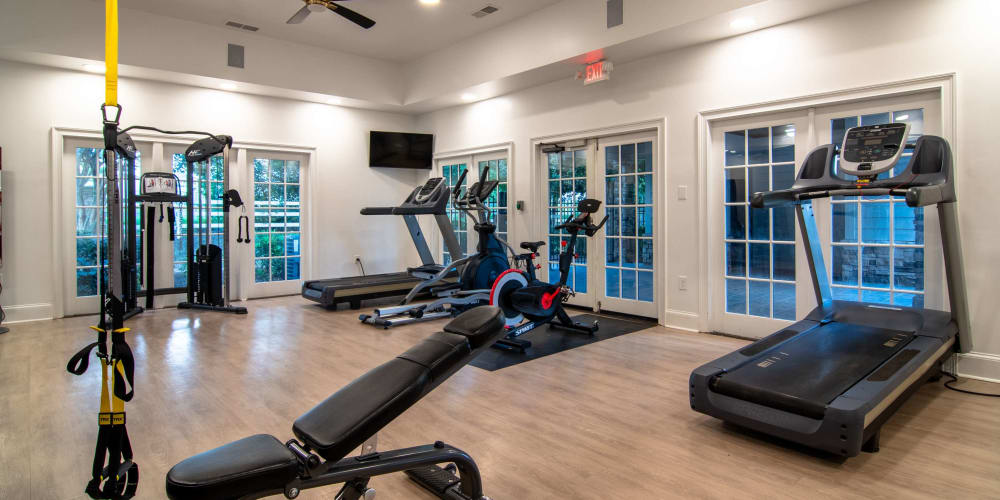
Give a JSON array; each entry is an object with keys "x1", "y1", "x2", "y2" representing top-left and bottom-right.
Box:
[{"x1": 710, "y1": 322, "x2": 914, "y2": 419}]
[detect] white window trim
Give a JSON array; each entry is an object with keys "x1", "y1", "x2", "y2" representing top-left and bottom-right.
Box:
[
  {"x1": 50, "y1": 126, "x2": 317, "y2": 317},
  {"x1": 695, "y1": 73, "x2": 958, "y2": 334}
]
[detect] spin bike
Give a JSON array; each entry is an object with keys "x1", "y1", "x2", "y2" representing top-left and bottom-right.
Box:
[
  {"x1": 489, "y1": 198, "x2": 608, "y2": 352},
  {"x1": 360, "y1": 166, "x2": 514, "y2": 328}
]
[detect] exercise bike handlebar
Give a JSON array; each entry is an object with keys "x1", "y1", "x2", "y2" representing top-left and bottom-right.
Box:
[{"x1": 555, "y1": 212, "x2": 608, "y2": 237}]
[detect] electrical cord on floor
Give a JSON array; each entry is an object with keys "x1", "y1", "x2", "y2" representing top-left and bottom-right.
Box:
[{"x1": 941, "y1": 372, "x2": 1000, "y2": 397}]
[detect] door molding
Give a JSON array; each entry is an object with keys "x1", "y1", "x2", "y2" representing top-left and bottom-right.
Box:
[
  {"x1": 528, "y1": 118, "x2": 667, "y2": 324},
  {"x1": 50, "y1": 126, "x2": 317, "y2": 317},
  {"x1": 696, "y1": 73, "x2": 957, "y2": 333}
]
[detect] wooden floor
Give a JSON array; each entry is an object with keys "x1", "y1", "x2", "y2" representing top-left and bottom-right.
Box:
[{"x1": 1, "y1": 296, "x2": 998, "y2": 500}]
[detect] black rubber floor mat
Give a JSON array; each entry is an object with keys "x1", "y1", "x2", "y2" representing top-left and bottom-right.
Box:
[{"x1": 469, "y1": 313, "x2": 656, "y2": 371}]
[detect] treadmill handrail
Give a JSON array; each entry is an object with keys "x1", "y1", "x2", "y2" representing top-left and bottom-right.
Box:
[
  {"x1": 753, "y1": 186, "x2": 927, "y2": 208},
  {"x1": 360, "y1": 206, "x2": 395, "y2": 216}
]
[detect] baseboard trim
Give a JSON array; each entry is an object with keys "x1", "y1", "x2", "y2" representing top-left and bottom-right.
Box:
[
  {"x1": 664, "y1": 309, "x2": 699, "y2": 332},
  {"x1": 954, "y1": 352, "x2": 1000, "y2": 383},
  {"x1": 3, "y1": 303, "x2": 54, "y2": 324}
]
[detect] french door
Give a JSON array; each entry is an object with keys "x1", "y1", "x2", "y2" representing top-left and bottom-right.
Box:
[
  {"x1": 596, "y1": 133, "x2": 658, "y2": 317},
  {"x1": 248, "y1": 151, "x2": 308, "y2": 297},
  {"x1": 538, "y1": 132, "x2": 660, "y2": 317},
  {"x1": 61, "y1": 138, "x2": 152, "y2": 316},
  {"x1": 435, "y1": 150, "x2": 511, "y2": 264},
  {"x1": 708, "y1": 91, "x2": 942, "y2": 338}
]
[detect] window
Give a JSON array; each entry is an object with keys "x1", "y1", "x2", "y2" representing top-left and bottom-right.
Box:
[
  {"x1": 478, "y1": 159, "x2": 508, "y2": 244},
  {"x1": 252, "y1": 158, "x2": 302, "y2": 283},
  {"x1": 604, "y1": 141, "x2": 654, "y2": 302},
  {"x1": 723, "y1": 125, "x2": 797, "y2": 320},
  {"x1": 829, "y1": 109, "x2": 925, "y2": 307},
  {"x1": 74, "y1": 147, "x2": 141, "y2": 297},
  {"x1": 172, "y1": 154, "x2": 227, "y2": 287},
  {"x1": 546, "y1": 150, "x2": 588, "y2": 292},
  {"x1": 441, "y1": 163, "x2": 468, "y2": 264}
]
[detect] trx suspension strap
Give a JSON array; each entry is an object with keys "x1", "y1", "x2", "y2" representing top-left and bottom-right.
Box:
[{"x1": 66, "y1": 0, "x2": 139, "y2": 497}]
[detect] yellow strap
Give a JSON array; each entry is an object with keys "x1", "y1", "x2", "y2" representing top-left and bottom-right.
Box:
[
  {"x1": 89, "y1": 325, "x2": 106, "y2": 334},
  {"x1": 104, "y1": 0, "x2": 119, "y2": 106},
  {"x1": 99, "y1": 359, "x2": 112, "y2": 414},
  {"x1": 111, "y1": 360, "x2": 127, "y2": 412}
]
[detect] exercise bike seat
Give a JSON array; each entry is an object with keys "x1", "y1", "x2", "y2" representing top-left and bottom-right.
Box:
[
  {"x1": 166, "y1": 307, "x2": 505, "y2": 500},
  {"x1": 519, "y1": 241, "x2": 545, "y2": 252},
  {"x1": 165, "y1": 434, "x2": 298, "y2": 500}
]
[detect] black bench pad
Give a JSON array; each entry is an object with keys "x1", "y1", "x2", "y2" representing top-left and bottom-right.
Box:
[
  {"x1": 165, "y1": 434, "x2": 298, "y2": 500},
  {"x1": 293, "y1": 307, "x2": 504, "y2": 461}
]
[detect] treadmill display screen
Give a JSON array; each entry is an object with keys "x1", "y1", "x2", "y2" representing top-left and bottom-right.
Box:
[{"x1": 841, "y1": 123, "x2": 907, "y2": 163}]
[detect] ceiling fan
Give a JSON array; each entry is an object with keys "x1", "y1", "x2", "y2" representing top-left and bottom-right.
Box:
[{"x1": 286, "y1": 0, "x2": 376, "y2": 29}]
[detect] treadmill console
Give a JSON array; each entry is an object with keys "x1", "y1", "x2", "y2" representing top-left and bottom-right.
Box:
[
  {"x1": 413, "y1": 177, "x2": 444, "y2": 204},
  {"x1": 395, "y1": 177, "x2": 451, "y2": 215},
  {"x1": 838, "y1": 123, "x2": 909, "y2": 177}
]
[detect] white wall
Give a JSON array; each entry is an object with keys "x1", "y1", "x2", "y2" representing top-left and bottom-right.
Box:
[
  {"x1": 0, "y1": 59, "x2": 422, "y2": 321},
  {"x1": 417, "y1": 0, "x2": 1000, "y2": 379}
]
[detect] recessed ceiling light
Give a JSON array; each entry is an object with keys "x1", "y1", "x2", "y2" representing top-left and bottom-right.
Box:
[
  {"x1": 327, "y1": 97, "x2": 342, "y2": 105},
  {"x1": 730, "y1": 17, "x2": 756, "y2": 30},
  {"x1": 461, "y1": 93, "x2": 477, "y2": 102},
  {"x1": 219, "y1": 82, "x2": 237, "y2": 91},
  {"x1": 419, "y1": 0, "x2": 440, "y2": 5},
  {"x1": 83, "y1": 64, "x2": 105, "y2": 73}
]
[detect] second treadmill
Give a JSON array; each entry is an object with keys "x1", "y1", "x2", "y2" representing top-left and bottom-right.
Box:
[{"x1": 302, "y1": 177, "x2": 463, "y2": 309}]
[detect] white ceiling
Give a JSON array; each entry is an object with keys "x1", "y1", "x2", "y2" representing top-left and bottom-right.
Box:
[{"x1": 121, "y1": 0, "x2": 562, "y2": 62}]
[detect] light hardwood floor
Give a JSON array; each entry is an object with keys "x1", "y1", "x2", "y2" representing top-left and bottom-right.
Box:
[{"x1": 1, "y1": 296, "x2": 998, "y2": 499}]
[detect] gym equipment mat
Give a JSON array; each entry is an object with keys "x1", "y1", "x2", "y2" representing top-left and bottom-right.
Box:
[{"x1": 469, "y1": 312, "x2": 656, "y2": 371}]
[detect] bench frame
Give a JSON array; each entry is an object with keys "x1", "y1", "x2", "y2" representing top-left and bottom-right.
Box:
[{"x1": 251, "y1": 437, "x2": 486, "y2": 500}]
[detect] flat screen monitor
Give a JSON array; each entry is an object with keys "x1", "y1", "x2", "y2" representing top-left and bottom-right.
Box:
[{"x1": 369, "y1": 131, "x2": 433, "y2": 169}]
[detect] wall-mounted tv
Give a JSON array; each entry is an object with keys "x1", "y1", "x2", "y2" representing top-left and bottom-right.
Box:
[{"x1": 369, "y1": 131, "x2": 434, "y2": 169}]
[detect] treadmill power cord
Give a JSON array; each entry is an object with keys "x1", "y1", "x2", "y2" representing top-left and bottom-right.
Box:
[
  {"x1": 355, "y1": 257, "x2": 366, "y2": 277},
  {"x1": 941, "y1": 372, "x2": 1000, "y2": 397}
]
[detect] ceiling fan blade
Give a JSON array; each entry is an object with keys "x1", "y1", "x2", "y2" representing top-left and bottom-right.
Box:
[
  {"x1": 328, "y1": 2, "x2": 376, "y2": 29},
  {"x1": 286, "y1": 5, "x2": 312, "y2": 24}
]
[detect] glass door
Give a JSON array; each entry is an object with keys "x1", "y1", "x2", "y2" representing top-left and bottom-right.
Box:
[
  {"x1": 542, "y1": 144, "x2": 595, "y2": 308},
  {"x1": 436, "y1": 150, "x2": 511, "y2": 264},
  {"x1": 249, "y1": 151, "x2": 307, "y2": 298},
  {"x1": 812, "y1": 92, "x2": 943, "y2": 310},
  {"x1": 596, "y1": 133, "x2": 658, "y2": 317},
  {"x1": 709, "y1": 113, "x2": 811, "y2": 338},
  {"x1": 62, "y1": 138, "x2": 152, "y2": 316}
]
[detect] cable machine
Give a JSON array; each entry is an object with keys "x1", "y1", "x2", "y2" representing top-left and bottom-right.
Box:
[{"x1": 176, "y1": 136, "x2": 247, "y2": 314}]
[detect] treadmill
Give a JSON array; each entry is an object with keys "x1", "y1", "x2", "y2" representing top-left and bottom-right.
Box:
[
  {"x1": 690, "y1": 124, "x2": 971, "y2": 457},
  {"x1": 302, "y1": 177, "x2": 463, "y2": 309}
]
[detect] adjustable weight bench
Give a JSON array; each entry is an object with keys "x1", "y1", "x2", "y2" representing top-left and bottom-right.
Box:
[{"x1": 166, "y1": 307, "x2": 506, "y2": 500}]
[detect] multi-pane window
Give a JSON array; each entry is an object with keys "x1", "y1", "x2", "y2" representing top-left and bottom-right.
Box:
[
  {"x1": 604, "y1": 142, "x2": 654, "y2": 302},
  {"x1": 478, "y1": 159, "x2": 508, "y2": 244},
  {"x1": 829, "y1": 109, "x2": 925, "y2": 307},
  {"x1": 441, "y1": 163, "x2": 468, "y2": 265},
  {"x1": 75, "y1": 147, "x2": 141, "y2": 297},
  {"x1": 172, "y1": 154, "x2": 225, "y2": 287},
  {"x1": 723, "y1": 125, "x2": 797, "y2": 320},
  {"x1": 253, "y1": 158, "x2": 302, "y2": 283},
  {"x1": 546, "y1": 150, "x2": 587, "y2": 292}
]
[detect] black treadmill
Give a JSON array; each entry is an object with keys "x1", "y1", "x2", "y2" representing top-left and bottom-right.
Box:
[
  {"x1": 302, "y1": 177, "x2": 463, "y2": 309},
  {"x1": 690, "y1": 124, "x2": 971, "y2": 457}
]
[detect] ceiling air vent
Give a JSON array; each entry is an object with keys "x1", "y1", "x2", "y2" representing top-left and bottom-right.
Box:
[
  {"x1": 224, "y1": 20, "x2": 260, "y2": 32},
  {"x1": 471, "y1": 5, "x2": 499, "y2": 18}
]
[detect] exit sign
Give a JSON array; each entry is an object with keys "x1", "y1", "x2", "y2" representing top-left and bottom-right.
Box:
[{"x1": 578, "y1": 60, "x2": 613, "y2": 85}]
